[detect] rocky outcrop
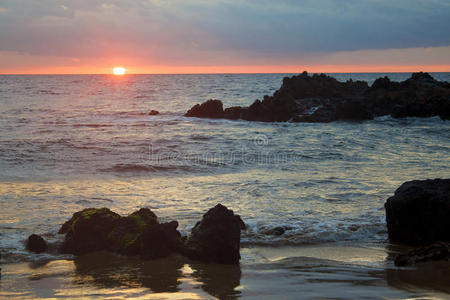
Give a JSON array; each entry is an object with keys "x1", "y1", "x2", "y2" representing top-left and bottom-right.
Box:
[
  {"x1": 58, "y1": 204, "x2": 243, "y2": 264},
  {"x1": 140, "y1": 221, "x2": 183, "y2": 260},
  {"x1": 185, "y1": 99, "x2": 224, "y2": 119},
  {"x1": 185, "y1": 72, "x2": 450, "y2": 122},
  {"x1": 185, "y1": 204, "x2": 243, "y2": 264},
  {"x1": 394, "y1": 242, "x2": 450, "y2": 267},
  {"x1": 59, "y1": 208, "x2": 122, "y2": 255},
  {"x1": 26, "y1": 234, "x2": 48, "y2": 253},
  {"x1": 385, "y1": 179, "x2": 450, "y2": 246},
  {"x1": 365, "y1": 72, "x2": 450, "y2": 119}
]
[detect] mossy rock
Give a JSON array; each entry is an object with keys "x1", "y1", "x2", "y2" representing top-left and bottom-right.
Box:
[
  {"x1": 108, "y1": 208, "x2": 159, "y2": 255},
  {"x1": 59, "y1": 207, "x2": 164, "y2": 256},
  {"x1": 59, "y1": 208, "x2": 121, "y2": 254},
  {"x1": 59, "y1": 208, "x2": 120, "y2": 234}
]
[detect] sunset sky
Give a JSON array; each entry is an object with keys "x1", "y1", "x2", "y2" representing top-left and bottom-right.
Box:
[{"x1": 0, "y1": 0, "x2": 449, "y2": 74}]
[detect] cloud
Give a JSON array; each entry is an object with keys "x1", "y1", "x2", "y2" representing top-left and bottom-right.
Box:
[{"x1": 0, "y1": 0, "x2": 449, "y2": 68}]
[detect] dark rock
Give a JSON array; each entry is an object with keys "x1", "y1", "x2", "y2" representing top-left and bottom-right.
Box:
[
  {"x1": 140, "y1": 221, "x2": 183, "y2": 260},
  {"x1": 26, "y1": 234, "x2": 48, "y2": 253},
  {"x1": 274, "y1": 71, "x2": 368, "y2": 100},
  {"x1": 149, "y1": 110, "x2": 159, "y2": 115},
  {"x1": 58, "y1": 205, "x2": 246, "y2": 264},
  {"x1": 391, "y1": 103, "x2": 434, "y2": 118},
  {"x1": 59, "y1": 207, "x2": 160, "y2": 256},
  {"x1": 409, "y1": 72, "x2": 436, "y2": 84},
  {"x1": 58, "y1": 206, "x2": 244, "y2": 263},
  {"x1": 438, "y1": 100, "x2": 450, "y2": 120},
  {"x1": 292, "y1": 98, "x2": 373, "y2": 123},
  {"x1": 264, "y1": 226, "x2": 293, "y2": 236},
  {"x1": 59, "y1": 208, "x2": 121, "y2": 255},
  {"x1": 371, "y1": 76, "x2": 395, "y2": 90},
  {"x1": 223, "y1": 106, "x2": 243, "y2": 120},
  {"x1": 185, "y1": 99, "x2": 224, "y2": 119},
  {"x1": 366, "y1": 72, "x2": 450, "y2": 119},
  {"x1": 186, "y1": 204, "x2": 242, "y2": 264},
  {"x1": 107, "y1": 208, "x2": 159, "y2": 255},
  {"x1": 235, "y1": 215, "x2": 246, "y2": 230},
  {"x1": 385, "y1": 179, "x2": 450, "y2": 246},
  {"x1": 185, "y1": 72, "x2": 450, "y2": 122},
  {"x1": 335, "y1": 100, "x2": 374, "y2": 121},
  {"x1": 394, "y1": 242, "x2": 450, "y2": 267}
]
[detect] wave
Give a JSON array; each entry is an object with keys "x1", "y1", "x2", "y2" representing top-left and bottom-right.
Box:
[
  {"x1": 100, "y1": 163, "x2": 196, "y2": 173},
  {"x1": 190, "y1": 134, "x2": 213, "y2": 141},
  {"x1": 240, "y1": 218, "x2": 387, "y2": 247},
  {"x1": 72, "y1": 123, "x2": 114, "y2": 128}
]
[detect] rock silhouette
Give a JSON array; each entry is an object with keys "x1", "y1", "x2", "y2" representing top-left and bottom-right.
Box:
[
  {"x1": 185, "y1": 72, "x2": 450, "y2": 122},
  {"x1": 385, "y1": 179, "x2": 450, "y2": 246},
  {"x1": 58, "y1": 204, "x2": 243, "y2": 264},
  {"x1": 26, "y1": 234, "x2": 48, "y2": 253},
  {"x1": 185, "y1": 204, "x2": 243, "y2": 264}
]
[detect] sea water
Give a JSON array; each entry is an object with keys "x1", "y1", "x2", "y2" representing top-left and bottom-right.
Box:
[{"x1": 0, "y1": 73, "x2": 449, "y2": 298}]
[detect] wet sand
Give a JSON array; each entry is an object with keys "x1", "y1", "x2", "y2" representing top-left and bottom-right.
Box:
[{"x1": 1, "y1": 244, "x2": 449, "y2": 299}]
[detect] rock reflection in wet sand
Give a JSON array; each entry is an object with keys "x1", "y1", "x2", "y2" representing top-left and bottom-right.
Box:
[{"x1": 73, "y1": 251, "x2": 242, "y2": 298}]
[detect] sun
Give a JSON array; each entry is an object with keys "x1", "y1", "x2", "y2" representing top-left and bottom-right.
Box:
[{"x1": 113, "y1": 67, "x2": 126, "y2": 75}]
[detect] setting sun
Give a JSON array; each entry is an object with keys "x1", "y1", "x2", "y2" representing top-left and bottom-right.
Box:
[{"x1": 113, "y1": 67, "x2": 126, "y2": 75}]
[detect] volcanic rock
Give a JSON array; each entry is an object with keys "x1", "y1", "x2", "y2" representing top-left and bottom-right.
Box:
[
  {"x1": 185, "y1": 204, "x2": 243, "y2": 264},
  {"x1": 185, "y1": 99, "x2": 224, "y2": 119},
  {"x1": 185, "y1": 72, "x2": 450, "y2": 122},
  {"x1": 26, "y1": 234, "x2": 48, "y2": 253},
  {"x1": 385, "y1": 179, "x2": 450, "y2": 246}
]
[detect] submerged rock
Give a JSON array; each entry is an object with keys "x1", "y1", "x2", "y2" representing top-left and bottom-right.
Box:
[
  {"x1": 264, "y1": 226, "x2": 293, "y2": 236},
  {"x1": 186, "y1": 204, "x2": 243, "y2": 264},
  {"x1": 394, "y1": 242, "x2": 450, "y2": 267},
  {"x1": 385, "y1": 179, "x2": 450, "y2": 246},
  {"x1": 185, "y1": 72, "x2": 450, "y2": 122},
  {"x1": 26, "y1": 234, "x2": 48, "y2": 253}
]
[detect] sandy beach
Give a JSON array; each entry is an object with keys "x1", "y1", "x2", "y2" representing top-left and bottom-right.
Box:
[{"x1": 2, "y1": 243, "x2": 449, "y2": 299}]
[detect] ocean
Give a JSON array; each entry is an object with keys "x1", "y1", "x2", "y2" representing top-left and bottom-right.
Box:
[{"x1": 1, "y1": 73, "x2": 449, "y2": 299}]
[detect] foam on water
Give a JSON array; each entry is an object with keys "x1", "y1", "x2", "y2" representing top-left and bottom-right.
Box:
[{"x1": 0, "y1": 73, "x2": 449, "y2": 263}]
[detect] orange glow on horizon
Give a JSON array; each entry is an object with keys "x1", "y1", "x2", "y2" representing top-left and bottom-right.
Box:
[{"x1": 1, "y1": 64, "x2": 449, "y2": 75}]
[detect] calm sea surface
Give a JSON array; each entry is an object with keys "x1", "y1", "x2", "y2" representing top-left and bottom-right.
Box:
[{"x1": 0, "y1": 73, "x2": 449, "y2": 298}]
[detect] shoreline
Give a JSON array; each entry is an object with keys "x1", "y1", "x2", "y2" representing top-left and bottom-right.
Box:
[{"x1": 1, "y1": 243, "x2": 449, "y2": 299}]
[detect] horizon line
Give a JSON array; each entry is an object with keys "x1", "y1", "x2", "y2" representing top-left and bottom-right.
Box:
[{"x1": 1, "y1": 71, "x2": 449, "y2": 76}]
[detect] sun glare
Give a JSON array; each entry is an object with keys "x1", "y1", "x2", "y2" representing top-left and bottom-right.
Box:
[{"x1": 113, "y1": 67, "x2": 126, "y2": 75}]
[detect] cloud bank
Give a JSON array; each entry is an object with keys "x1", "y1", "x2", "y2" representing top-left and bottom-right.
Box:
[{"x1": 0, "y1": 0, "x2": 449, "y2": 72}]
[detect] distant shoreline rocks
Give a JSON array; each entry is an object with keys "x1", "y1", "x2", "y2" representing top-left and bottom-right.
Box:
[{"x1": 185, "y1": 72, "x2": 450, "y2": 122}]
